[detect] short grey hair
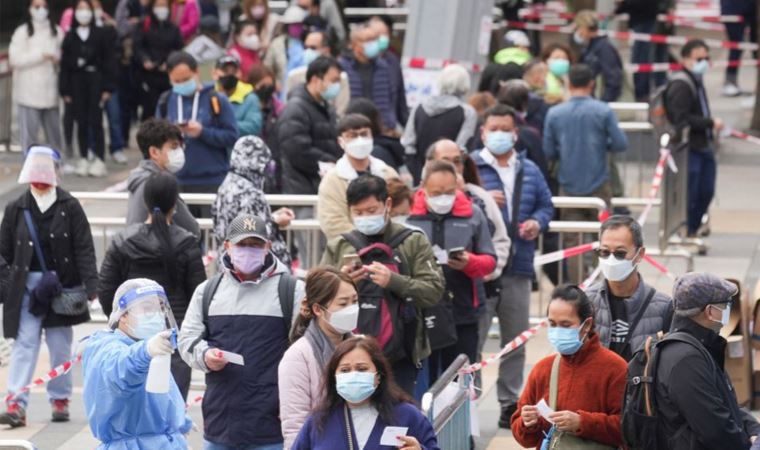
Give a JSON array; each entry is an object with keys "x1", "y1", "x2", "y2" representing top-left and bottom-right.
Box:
[
  {"x1": 599, "y1": 215, "x2": 644, "y2": 248},
  {"x1": 674, "y1": 307, "x2": 703, "y2": 318},
  {"x1": 425, "y1": 139, "x2": 459, "y2": 161},
  {"x1": 437, "y1": 64, "x2": 470, "y2": 97}
]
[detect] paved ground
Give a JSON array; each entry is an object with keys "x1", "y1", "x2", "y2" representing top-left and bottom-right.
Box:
[{"x1": 1, "y1": 25, "x2": 760, "y2": 450}]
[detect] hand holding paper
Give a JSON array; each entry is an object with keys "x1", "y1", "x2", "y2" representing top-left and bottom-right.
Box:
[
  {"x1": 380, "y1": 426, "x2": 408, "y2": 446},
  {"x1": 536, "y1": 399, "x2": 555, "y2": 424},
  {"x1": 219, "y1": 350, "x2": 245, "y2": 366}
]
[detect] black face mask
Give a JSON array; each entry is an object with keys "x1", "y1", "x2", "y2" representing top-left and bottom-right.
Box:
[
  {"x1": 255, "y1": 85, "x2": 275, "y2": 102},
  {"x1": 219, "y1": 75, "x2": 238, "y2": 91}
]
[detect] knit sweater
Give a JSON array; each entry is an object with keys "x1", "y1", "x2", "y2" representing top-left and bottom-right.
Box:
[{"x1": 510, "y1": 333, "x2": 627, "y2": 449}]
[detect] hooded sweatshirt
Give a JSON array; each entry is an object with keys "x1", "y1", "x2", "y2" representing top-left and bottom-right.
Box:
[{"x1": 126, "y1": 160, "x2": 201, "y2": 240}]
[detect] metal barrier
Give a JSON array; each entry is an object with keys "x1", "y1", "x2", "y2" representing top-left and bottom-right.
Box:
[
  {"x1": 69, "y1": 192, "x2": 319, "y2": 208},
  {"x1": 421, "y1": 354, "x2": 471, "y2": 450},
  {"x1": 0, "y1": 441, "x2": 37, "y2": 450}
]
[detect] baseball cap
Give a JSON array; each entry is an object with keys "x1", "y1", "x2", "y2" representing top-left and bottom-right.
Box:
[
  {"x1": 216, "y1": 55, "x2": 240, "y2": 70},
  {"x1": 226, "y1": 214, "x2": 269, "y2": 244}
]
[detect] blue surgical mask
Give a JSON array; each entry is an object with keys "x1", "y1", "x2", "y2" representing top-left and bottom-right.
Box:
[
  {"x1": 377, "y1": 35, "x2": 390, "y2": 52},
  {"x1": 128, "y1": 313, "x2": 166, "y2": 340},
  {"x1": 485, "y1": 131, "x2": 515, "y2": 155},
  {"x1": 336, "y1": 371, "x2": 377, "y2": 403},
  {"x1": 547, "y1": 320, "x2": 588, "y2": 355},
  {"x1": 354, "y1": 212, "x2": 387, "y2": 236},
  {"x1": 692, "y1": 59, "x2": 709, "y2": 76},
  {"x1": 172, "y1": 79, "x2": 197, "y2": 97},
  {"x1": 548, "y1": 58, "x2": 570, "y2": 77},
  {"x1": 573, "y1": 31, "x2": 586, "y2": 45},
  {"x1": 303, "y1": 48, "x2": 320, "y2": 66},
  {"x1": 363, "y1": 40, "x2": 381, "y2": 59},
  {"x1": 322, "y1": 82, "x2": 341, "y2": 101}
]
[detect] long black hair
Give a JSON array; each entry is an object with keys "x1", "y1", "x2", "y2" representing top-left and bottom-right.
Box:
[
  {"x1": 26, "y1": 0, "x2": 57, "y2": 37},
  {"x1": 71, "y1": 0, "x2": 95, "y2": 28},
  {"x1": 143, "y1": 172, "x2": 179, "y2": 287}
]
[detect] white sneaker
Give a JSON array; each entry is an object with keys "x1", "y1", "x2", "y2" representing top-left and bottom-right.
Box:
[
  {"x1": 88, "y1": 158, "x2": 108, "y2": 177},
  {"x1": 722, "y1": 82, "x2": 741, "y2": 97},
  {"x1": 61, "y1": 163, "x2": 77, "y2": 175},
  {"x1": 75, "y1": 159, "x2": 90, "y2": 177},
  {"x1": 112, "y1": 151, "x2": 128, "y2": 165},
  {"x1": 87, "y1": 150, "x2": 95, "y2": 162}
]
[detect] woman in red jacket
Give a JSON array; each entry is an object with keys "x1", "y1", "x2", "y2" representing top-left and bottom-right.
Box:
[{"x1": 510, "y1": 285, "x2": 627, "y2": 449}]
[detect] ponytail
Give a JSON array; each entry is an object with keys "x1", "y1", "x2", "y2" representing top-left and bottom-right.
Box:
[
  {"x1": 288, "y1": 266, "x2": 356, "y2": 344},
  {"x1": 143, "y1": 173, "x2": 179, "y2": 287}
]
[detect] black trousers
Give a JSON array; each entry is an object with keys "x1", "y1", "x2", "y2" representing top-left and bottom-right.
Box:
[
  {"x1": 391, "y1": 358, "x2": 419, "y2": 398},
  {"x1": 428, "y1": 322, "x2": 479, "y2": 387},
  {"x1": 70, "y1": 72, "x2": 105, "y2": 160}
]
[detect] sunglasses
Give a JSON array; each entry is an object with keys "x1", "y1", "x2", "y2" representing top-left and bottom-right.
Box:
[{"x1": 594, "y1": 248, "x2": 638, "y2": 260}]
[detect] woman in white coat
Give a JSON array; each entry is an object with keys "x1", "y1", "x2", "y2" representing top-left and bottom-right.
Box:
[{"x1": 9, "y1": 0, "x2": 64, "y2": 155}]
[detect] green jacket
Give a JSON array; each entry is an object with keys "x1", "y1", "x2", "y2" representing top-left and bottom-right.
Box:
[
  {"x1": 494, "y1": 47, "x2": 531, "y2": 66},
  {"x1": 320, "y1": 222, "x2": 444, "y2": 365}
]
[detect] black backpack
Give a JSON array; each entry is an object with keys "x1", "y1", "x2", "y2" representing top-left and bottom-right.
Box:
[
  {"x1": 621, "y1": 331, "x2": 713, "y2": 450},
  {"x1": 199, "y1": 271, "x2": 297, "y2": 341},
  {"x1": 648, "y1": 72, "x2": 696, "y2": 142},
  {"x1": 341, "y1": 229, "x2": 418, "y2": 363}
]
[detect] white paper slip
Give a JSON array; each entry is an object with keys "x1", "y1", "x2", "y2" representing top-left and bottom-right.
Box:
[
  {"x1": 536, "y1": 399, "x2": 555, "y2": 424},
  {"x1": 220, "y1": 351, "x2": 245, "y2": 366},
  {"x1": 432, "y1": 245, "x2": 449, "y2": 265},
  {"x1": 379, "y1": 426, "x2": 408, "y2": 446}
]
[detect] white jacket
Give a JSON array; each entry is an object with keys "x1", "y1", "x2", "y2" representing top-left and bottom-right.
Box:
[{"x1": 9, "y1": 22, "x2": 62, "y2": 109}]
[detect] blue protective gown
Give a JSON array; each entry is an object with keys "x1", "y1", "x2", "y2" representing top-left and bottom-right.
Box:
[{"x1": 82, "y1": 330, "x2": 192, "y2": 449}]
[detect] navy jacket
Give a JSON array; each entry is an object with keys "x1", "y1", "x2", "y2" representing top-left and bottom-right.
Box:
[
  {"x1": 720, "y1": 0, "x2": 755, "y2": 15},
  {"x1": 581, "y1": 36, "x2": 624, "y2": 103},
  {"x1": 340, "y1": 54, "x2": 399, "y2": 129},
  {"x1": 157, "y1": 84, "x2": 239, "y2": 186},
  {"x1": 471, "y1": 150, "x2": 554, "y2": 278},
  {"x1": 292, "y1": 402, "x2": 440, "y2": 450}
]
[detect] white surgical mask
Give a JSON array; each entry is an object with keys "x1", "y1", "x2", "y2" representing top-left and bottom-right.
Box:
[
  {"x1": 166, "y1": 148, "x2": 186, "y2": 173},
  {"x1": 75, "y1": 8, "x2": 93, "y2": 26},
  {"x1": 153, "y1": 6, "x2": 170, "y2": 21},
  {"x1": 599, "y1": 249, "x2": 640, "y2": 282},
  {"x1": 709, "y1": 303, "x2": 731, "y2": 328},
  {"x1": 426, "y1": 194, "x2": 456, "y2": 215},
  {"x1": 31, "y1": 187, "x2": 57, "y2": 213},
  {"x1": 241, "y1": 34, "x2": 261, "y2": 51},
  {"x1": 344, "y1": 137, "x2": 374, "y2": 160},
  {"x1": 30, "y1": 6, "x2": 49, "y2": 22},
  {"x1": 323, "y1": 304, "x2": 359, "y2": 334}
]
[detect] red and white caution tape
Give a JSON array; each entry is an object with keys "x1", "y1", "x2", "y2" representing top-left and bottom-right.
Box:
[
  {"x1": 725, "y1": 127, "x2": 760, "y2": 146},
  {"x1": 187, "y1": 394, "x2": 204, "y2": 409},
  {"x1": 533, "y1": 242, "x2": 599, "y2": 268},
  {"x1": 637, "y1": 148, "x2": 677, "y2": 226},
  {"x1": 462, "y1": 320, "x2": 548, "y2": 374},
  {"x1": 579, "y1": 266, "x2": 603, "y2": 289},
  {"x1": 402, "y1": 57, "x2": 482, "y2": 73},
  {"x1": 643, "y1": 255, "x2": 677, "y2": 280},
  {"x1": 504, "y1": 21, "x2": 759, "y2": 51},
  {"x1": 5, "y1": 355, "x2": 83, "y2": 403}
]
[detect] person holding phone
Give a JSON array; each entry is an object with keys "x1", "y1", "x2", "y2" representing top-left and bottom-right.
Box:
[{"x1": 407, "y1": 160, "x2": 497, "y2": 386}]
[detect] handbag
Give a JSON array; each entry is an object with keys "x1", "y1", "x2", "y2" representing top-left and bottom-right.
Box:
[
  {"x1": 423, "y1": 290, "x2": 458, "y2": 351},
  {"x1": 22, "y1": 210, "x2": 88, "y2": 317},
  {"x1": 548, "y1": 354, "x2": 618, "y2": 450}
]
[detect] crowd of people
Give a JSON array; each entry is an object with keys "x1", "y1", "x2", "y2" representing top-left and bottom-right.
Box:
[{"x1": 0, "y1": 0, "x2": 756, "y2": 449}]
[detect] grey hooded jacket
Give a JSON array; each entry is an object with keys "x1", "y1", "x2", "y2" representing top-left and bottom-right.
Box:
[
  {"x1": 126, "y1": 160, "x2": 200, "y2": 240},
  {"x1": 585, "y1": 275, "x2": 674, "y2": 359}
]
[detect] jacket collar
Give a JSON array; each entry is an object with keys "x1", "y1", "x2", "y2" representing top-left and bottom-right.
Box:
[
  {"x1": 563, "y1": 331, "x2": 602, "y2": 366},
  {"x1": 474, "y1": 149, "x2": 525, "y2": 173},
  {"x1": 670, "y1": 315, "x2": 727, "y2": 365},
  {"x1": 221, "y1": 81, "x2": 254, "y2": 104},
  {"x1": 334, "y1": 155, "x2": 387, "y2": 181},
  {"x1": 409, "y1": 189, "x2": 473, "y2": 218}
]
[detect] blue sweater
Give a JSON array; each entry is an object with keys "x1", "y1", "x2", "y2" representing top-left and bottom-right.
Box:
[
  {"x1": 157, "y1": 84, "x2": 239, "y2": 186},
  {"x1": 471, "y1": 150, "x2": 554, "y2": 278},
  {"x1": 292, "y1": 402, "x2": 440, "y2": 450},
  {"x1": 340, "y1": 54, "x2": 398, "y2": 129},
  {"x1": 543, "y1": 96, "x2": 628, "y2": 195}
]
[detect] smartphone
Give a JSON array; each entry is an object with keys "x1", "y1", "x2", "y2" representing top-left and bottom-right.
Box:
[
  {"x1": 448, "y1": 247, "x2": 466, "y2": 260},
  {"x1": 342, "y1": 254, "x2": 362, "y2": 271}
]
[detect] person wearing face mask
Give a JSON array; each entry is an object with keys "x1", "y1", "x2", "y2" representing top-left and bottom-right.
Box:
[
  {"x1": 242, "y1": 0, "x2": 277, "y2": 53},
  {"x1": 511, "y1": 285, "x2": 627, "y2": 448},
  {"x1": 59, "y1": 0, "x2": 118, "y2": 178},
  {"x1": 82, "y1": 278, "x2": 192, "y2": 449},
  {"x1": 133, "y1": 0, "x2": 183, "y2": 121},
  {"x1": 98, "y1": 173, "x2": 206, "y2": 400},
  {"x1": 664, "y1": 40, "x2": 724, "y2": 238},
  {"x1": 471, "y1": 104, "x2": 554, "y2": 429},
  {"x1": 227, "y1": 20, "x2": 262, "y2": 78},
  {"x1": 543, "y1": 64, "x2": 628, "y2": 283},
  {"x1": 126, "y1": 118, "x2": 200, "y2": 239},
  {"x1": 179, "y1": 213, "x2": 305, "y2": 450},
  {"x1": 214, "y1": 55, "x2": 263, "y2": 137},
  {"x1": 212, "y1": 136, "x2": 294, "y2": 267},
  {"x1": 539, "y1": 43, "x2": 574, "y2": 105},
  {"x1": 651, "y1": 273, "x2": 760, "y2": 450},
  {"x1": 583, "y1": 215, "x2": 673, "y2": 362},
  {"x1": 169, "y1": 0, "x2": 199, "y2": 41},
  {"x1": 264, "y1": 6, "x2": 307, "y2": 88},
  {"x1": 10, "y1": 0, "x2": 64, "y2": 162},
  {"x1": 0, "y1": 146, "x2": 98, "y2": 427},
  {"x1": 368, "y1": 15, "x2": 409, "y2": 128},
  {"x1": 406, "y1": 161, "x2": 497, "y2": 386},
  {"x1": 279, "y1": 266, "x2": 358, "y2": 449},
  {"x1": 340, "y1": 23, "x2": 403, "y2": 130},
  {"x1": 573, "y1": 10, "x2": 623, "y2": 103},
  {"x1": 292, "y1": 336, "x2": 440, "y2": 450},
  {"x1": 318, "y1": 114, "x2": 399, "y2": 240},
  {"x1": 321, "y1": 175, "x2": 444, "y2": 395}
]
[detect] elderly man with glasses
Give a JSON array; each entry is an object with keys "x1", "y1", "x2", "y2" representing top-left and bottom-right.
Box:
[{"x1": 584, "y1": 215, "x2": 674, "y2": 361}]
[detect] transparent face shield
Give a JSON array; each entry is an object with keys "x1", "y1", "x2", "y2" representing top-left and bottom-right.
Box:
[
  {"x1": 17, "y1": 146, "x2": 62, "y2": 187},
  {"x1": 109, "y1": 285, "x2": 179, "y2": 336}
]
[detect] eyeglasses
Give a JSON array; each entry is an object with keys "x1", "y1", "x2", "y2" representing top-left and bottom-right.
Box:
[{"x1": 594, "y1": 248, "x2": 637, "y2": 260}]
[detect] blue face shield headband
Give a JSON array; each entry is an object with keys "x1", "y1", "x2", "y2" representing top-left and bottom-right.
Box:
[
  {"x1": 25, "y1": 145, "x2": 62, "y2": 161},
  {"x1": 117, "y1": 286, "x2": 169, "y2": 310}
]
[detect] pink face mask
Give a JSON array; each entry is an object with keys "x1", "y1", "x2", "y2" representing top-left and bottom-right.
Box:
[{"x1": 230, "y1": 246, "x2": 267, "y2": 274}]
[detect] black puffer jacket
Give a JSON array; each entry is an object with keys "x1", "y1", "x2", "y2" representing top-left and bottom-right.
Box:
[
  {"x1": 276, "y1": 85, "x2": 342, "y2": 194},
  {"x1": 0, "y1": 189, "x2": 98, "y2": 338},
  {"x1": 97, "y1": 223, "x2": 206, "y2": 325},
  {"x1": 59, "y1": 25, "x2": 118, "y2": 96},
  {"x1": 655, "y1": 316, "x2": 760, "y2": 450}
]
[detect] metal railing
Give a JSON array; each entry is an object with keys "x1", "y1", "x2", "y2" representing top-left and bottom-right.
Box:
[
  {"x1": 421, "y1": 354, "x2": 471, "y2": 450},
  {"x1": 70, "y1": 192, "x2": 319, "y2": 208},
  {"x1": 0, "y1": 441, "x2": 37, "y2": 450}
]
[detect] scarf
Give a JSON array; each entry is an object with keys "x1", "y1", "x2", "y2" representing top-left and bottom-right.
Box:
[{"x1": 304, "y1": 320, "x2": 339, "y2": 370}]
